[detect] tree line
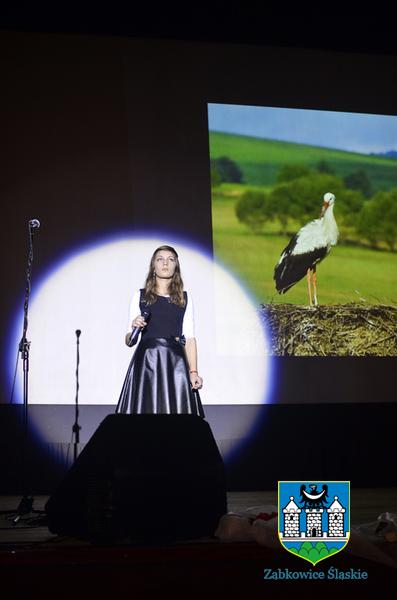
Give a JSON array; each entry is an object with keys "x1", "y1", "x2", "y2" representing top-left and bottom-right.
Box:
[{"x1": 211, "y1": 157, "x2": 397, "y2": 251}]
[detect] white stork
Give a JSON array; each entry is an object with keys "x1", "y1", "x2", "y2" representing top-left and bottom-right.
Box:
[{"x1": 274, "y1": 192, "x2": 339, "y2": 306}]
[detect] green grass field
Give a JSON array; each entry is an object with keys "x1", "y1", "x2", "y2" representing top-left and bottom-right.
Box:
[
  {"x1": 212, "y1": 197, "x2": 397, "y2": 306},
  {"x1": 209, "y1": 131, "x2": 397, "y2": 191}
]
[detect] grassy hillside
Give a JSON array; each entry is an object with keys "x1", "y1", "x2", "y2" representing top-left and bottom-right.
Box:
[
  {"x1": 209, "y1": 131, "x2": 397, "y2": 191},
  {"x1": 212, "y1": 197, "x2": 397, "y2": 306}
]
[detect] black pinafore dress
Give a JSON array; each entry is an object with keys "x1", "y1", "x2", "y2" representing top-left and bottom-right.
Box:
[{"x1": 116, "y1": 290, "x2": 205, "y2": 417}]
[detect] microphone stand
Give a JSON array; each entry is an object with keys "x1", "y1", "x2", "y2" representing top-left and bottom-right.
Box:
[
  {"x1": 12, "y1": 220, "x2": 40, "y2": 524},
  {"x1": 72, "y1": 330, "x2": 82, "y2": 463}
]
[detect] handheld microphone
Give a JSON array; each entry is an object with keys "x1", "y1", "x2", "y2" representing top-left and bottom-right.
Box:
[
  {"x1": 127, "y1": 309, "x2": 151, "y2": 347},
  {"x1": 75, "y1": 330, "x2": 81, "y2": 338},
  {"x1": 29, "y1": 219, "x2": 41, "y2": 230}
]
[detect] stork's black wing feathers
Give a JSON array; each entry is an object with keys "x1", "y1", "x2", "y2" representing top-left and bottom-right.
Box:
[
  {"x1": 278, "y1": 234, "x2": 299, "y2": 262},
  {"x1": 273, "y1": 234, "x2": 298, "y2": 293},
  {"x1": 274, "y1": 238, "x2": 328, "y2": 294}
]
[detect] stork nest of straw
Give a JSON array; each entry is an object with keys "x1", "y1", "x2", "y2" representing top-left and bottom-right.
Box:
[{"x1": 260, "y1": 303, "x2": 397, "y2": 356}]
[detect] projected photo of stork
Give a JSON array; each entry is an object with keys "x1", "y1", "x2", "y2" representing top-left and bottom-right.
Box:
[
  {"x1": 274, "y1": 192, "x2": 339, "y2": 306},
  {"x1": 208, "y1": 104, "x2": 397, "y2": 356}
]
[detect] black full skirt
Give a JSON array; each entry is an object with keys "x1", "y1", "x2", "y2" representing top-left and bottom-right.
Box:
[{"x1": 116, "y1": 337, "x2": 205, "y2": 416}]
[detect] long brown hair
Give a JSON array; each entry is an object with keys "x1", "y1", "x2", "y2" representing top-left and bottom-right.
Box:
[{"x1": 143, "y1": 245, "x2": 185, "y2": 307}]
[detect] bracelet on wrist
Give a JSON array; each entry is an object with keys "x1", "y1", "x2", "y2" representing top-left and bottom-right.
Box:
[{"x1": 189, "y1": 370, "x2": 198, "y2": 374}]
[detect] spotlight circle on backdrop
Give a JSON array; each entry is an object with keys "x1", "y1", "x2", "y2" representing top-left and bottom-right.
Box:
[{"x1": 10, "y1": 234, "x2": 272, "y2": 451}]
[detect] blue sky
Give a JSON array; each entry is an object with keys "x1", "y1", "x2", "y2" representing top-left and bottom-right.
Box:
[{"x1": 207, "y1": 104, "x2": 397, "y2": 155}]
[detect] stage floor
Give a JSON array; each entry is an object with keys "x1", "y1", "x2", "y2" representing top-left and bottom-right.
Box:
[
  {"x1": 1, "y1": 489, "x2": 396, "y2": 597},
  {"x1": 1, "y1": 488, "x2": 396, "y2": 544}
]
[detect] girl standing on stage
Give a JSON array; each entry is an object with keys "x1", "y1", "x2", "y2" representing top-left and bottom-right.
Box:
[{"x1": 116, "y1": 245, "x2": 204, "y2": 416}]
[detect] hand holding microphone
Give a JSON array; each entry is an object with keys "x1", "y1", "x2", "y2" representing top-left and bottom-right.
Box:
[{"x1": 127, "y1": 309, "x2": 151, "y2": 347}]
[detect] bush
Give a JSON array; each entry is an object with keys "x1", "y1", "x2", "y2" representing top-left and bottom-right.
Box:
[
  {"x1": 357, "y1": 189, "x2": 397, "y2": 250},
  {"x1": 211, "y1": 156, "x2": 243, "y2": 183},
  {"x1": 277, "y1": 164, "x2": 311, "y2": 183},
  {"x1": 267, "y1": 184, "x2": 295, "y2": 234},
  {"x1": 210, "y1": 164, "x2": 221, "y2": 188},
  {"x1": 344, "y1": 169, "x2": 373, "y2": 198},
  {"x1": 316, "y1": 160, "x2": 335, "y2": 175},
  {"x1": 235, "y1": 190, "x2": 268, "y2": 233},
  {"x1": 269, "y1": 173, "x2": 344, "y2": 227},
  {"x1": 336, "y1": 189, "x2": 365, "y2": 226}
]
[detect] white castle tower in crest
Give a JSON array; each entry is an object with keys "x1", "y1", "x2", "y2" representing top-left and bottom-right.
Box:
[
  {"x1": 327, "y1": 496, "x2": 345, "y2": 537},
  {"x1": 282, "y1": 497, "x2": 301, "y2": 538},
  {"x1": 306, "y1": 507, "x2": 323, "y2": 538}
]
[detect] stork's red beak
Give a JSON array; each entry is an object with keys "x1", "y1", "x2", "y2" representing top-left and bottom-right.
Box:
[{"x1": 320, "y1": 201, "x2": 329, "y2": 217}]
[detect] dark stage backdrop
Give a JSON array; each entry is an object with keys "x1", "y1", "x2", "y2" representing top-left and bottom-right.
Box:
[{"x1": 1, "y1": 31, "x2": 396, "y2": 491}]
